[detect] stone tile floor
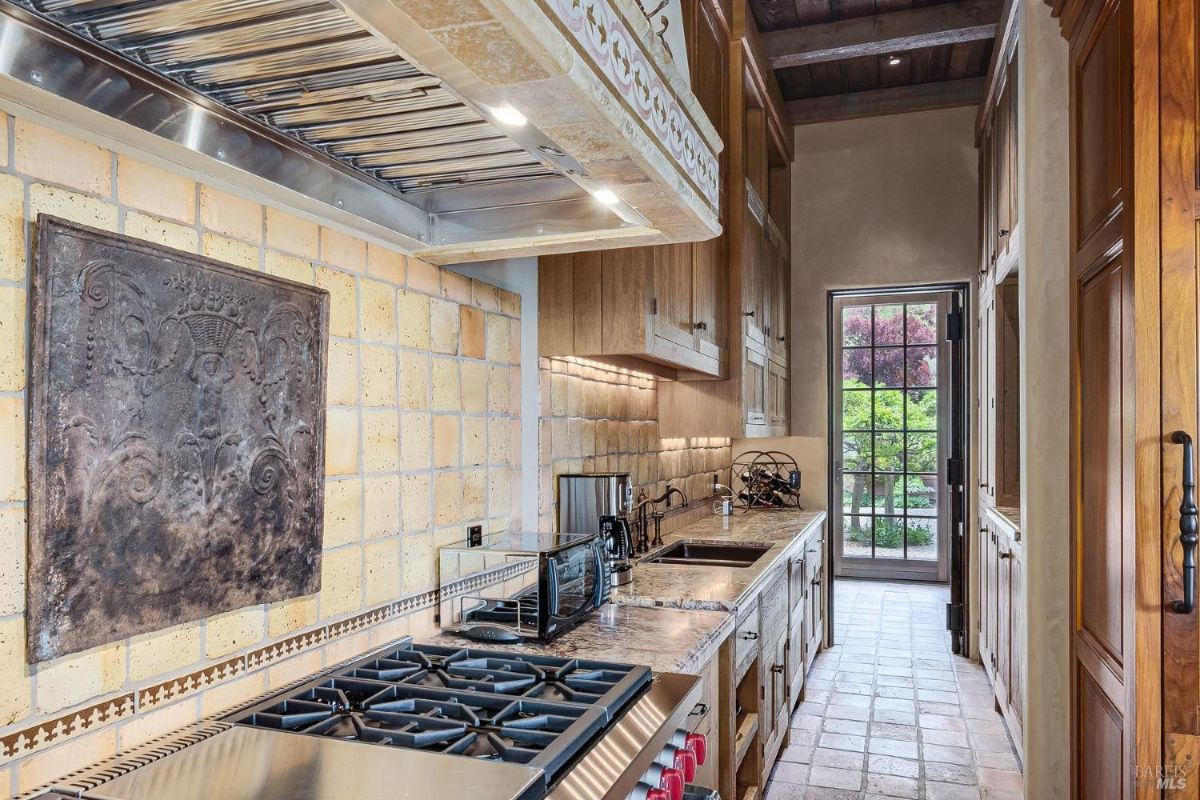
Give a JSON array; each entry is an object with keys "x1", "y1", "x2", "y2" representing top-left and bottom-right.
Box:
[{"x1": 763, "y1": 579, "x2": 1024, "y2": 800}]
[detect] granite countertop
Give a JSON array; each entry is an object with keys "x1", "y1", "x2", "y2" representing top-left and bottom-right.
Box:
[
  {"x1": 609, "y1": 508, "x2": 827, "y2": 615},
  {"x1": 989, "y1": 505, "x2": 1022, "y2": 533},
  {"x1": 433, "y1": 603, "x2": 733, "y2": 675}
]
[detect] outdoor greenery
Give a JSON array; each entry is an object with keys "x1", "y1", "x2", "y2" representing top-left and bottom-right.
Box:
[{"x1": 841, "y1": 303, "x2": 939, "y2": 550}]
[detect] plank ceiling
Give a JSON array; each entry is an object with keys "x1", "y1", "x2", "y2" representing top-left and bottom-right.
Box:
[{"x1": 749, "y1": 0, "x2": 995, "y2": 119}]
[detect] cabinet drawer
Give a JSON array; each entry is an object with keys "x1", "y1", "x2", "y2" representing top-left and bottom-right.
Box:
[
  {"x1": 734, "y1": 608, "x2": 760, "y2": 676},
  {"x1": 759, "y1": 568, "x2": 788, "y2": 636},
  {"x1": 788, "y1": 551, "x2": 806, "y2": 606},
  {"x1": 685, "y1": 654, "x2": 719, "y2": 733}
]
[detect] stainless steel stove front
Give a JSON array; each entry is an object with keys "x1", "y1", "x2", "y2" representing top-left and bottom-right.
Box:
[{"x1": 78, "y1": 725, "x2": 546, "y2": 800}]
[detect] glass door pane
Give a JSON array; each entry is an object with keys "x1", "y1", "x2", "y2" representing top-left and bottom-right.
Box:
[{"x1": 832, "y1": 294, "x2": 951, "y2": 580}]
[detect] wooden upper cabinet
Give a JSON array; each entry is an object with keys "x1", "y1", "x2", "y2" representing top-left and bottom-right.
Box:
[
  {"x1": 978, "y1": 44, "x2": 1020, "y2": 283},
  {"x1": 658, "y1": 9, "x2": 792, "y2": 439},
  {"x1": 535, "y1": 0, "x2": 734, "y2": 379},
  {"x1": 538, "y1": 244, "x2": 726, "y2": 378}
]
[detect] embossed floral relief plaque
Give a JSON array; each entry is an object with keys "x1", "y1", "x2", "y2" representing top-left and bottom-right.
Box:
[{"x1": 28, "y1": 216, "x2": 329, "y2": 662}]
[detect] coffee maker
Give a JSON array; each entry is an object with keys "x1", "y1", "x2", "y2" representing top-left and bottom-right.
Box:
[{"x1": 557, "y1": 473, "x2": 636, "y2": 586}]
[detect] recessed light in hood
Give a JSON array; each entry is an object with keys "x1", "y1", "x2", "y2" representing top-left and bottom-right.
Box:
[{"x1": 0, "y1": 0, "x2": 720, "y2": 261}]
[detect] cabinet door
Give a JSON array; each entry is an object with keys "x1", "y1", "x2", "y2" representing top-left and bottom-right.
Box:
[
  {"x1": 806, "y1": 549, "x2": 824, "y2": 667},
  {"x1": 743, "y1": 203, "x2": 768, "y2": 345},
  {"x1": 774, "y1": 252, "x2": 790, "y2": 356},
  {"x1": 995, "y1": 531, "x2": 1012, "y2": 705},
  {"x1": 978, "y1": 128, "x2": 993, "y2": 279},
  {"x1": 1007, "y1": 550, "x2": 1025, "y2": 737},
  {"x1": 1005, "y1": 52, "x2": 1019, "y2": 244},
  {"x1": 744, "y1": 341, "x2": 767, "y2": 427},
  {"x1": 994, "y1": 85, "x2": 1012, "y2": 260},
  {"x1": 979, "y1": 521, "x2": 992, "y2": 672},
  {"x1": 786, "y1": 555, "x2": 806, "y2": 704},
  {"x1": 686, "y1": 0, "x2": 728, "y2": 362},
  {"x1": 759, "y1": 631, "x2": 788, "y2": 781},
  {"x1": 981, "y1": 293, "x2": 998, "y2": 500},
  {"x1": 652, "y1": 244, "x2": 698, "y2": 350},
  {"x1": 693, "y1": 233, "x2": 725, "y2": 355}
]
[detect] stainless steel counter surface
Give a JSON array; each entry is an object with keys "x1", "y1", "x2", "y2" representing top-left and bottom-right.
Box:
[
  {"x1": 435, "y1": 602, "x2": 733, "y2": 674},
  {"x1": 609, "y1": 508, "x2": 827, "y2": 615}
]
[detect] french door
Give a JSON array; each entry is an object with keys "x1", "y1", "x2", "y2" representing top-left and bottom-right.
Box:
[{"x1": 831, "y1": 290, "x2": 957, "y2": 582}]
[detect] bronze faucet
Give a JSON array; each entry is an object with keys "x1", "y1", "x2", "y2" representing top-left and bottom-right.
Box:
[{"x1": 629, "y1": 485, "x2": 689, "y2": 552}]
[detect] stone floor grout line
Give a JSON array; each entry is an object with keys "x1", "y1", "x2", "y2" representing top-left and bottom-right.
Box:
[{"x1": 763, "y1": 579, "x2": 1024, "y2": 800}]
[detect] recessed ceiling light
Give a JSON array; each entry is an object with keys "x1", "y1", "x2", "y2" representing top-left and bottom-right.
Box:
[
  {"x1": 886, "y1": 55, "x2": 903, "y2": 66},
  {"x1": 591, "y1": 188, "x2": 620, "y2": 205},
  {"x1": 491, "y1": 105, "x2": 527, "y2": 127}
]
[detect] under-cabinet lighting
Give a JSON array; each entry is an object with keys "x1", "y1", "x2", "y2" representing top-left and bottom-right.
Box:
[{"x1": 886, "y1": 55, "x2": 903, "y2": 66}]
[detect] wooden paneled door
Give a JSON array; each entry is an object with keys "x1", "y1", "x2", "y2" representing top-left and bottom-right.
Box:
[{"x1": 1056, "y1": 0, "x2": 1197, "y2": 795}]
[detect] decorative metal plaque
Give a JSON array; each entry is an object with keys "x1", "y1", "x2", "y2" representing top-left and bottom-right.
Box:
[{"x1": 28, "y1": 216, "x2": 329, "y2": 662}]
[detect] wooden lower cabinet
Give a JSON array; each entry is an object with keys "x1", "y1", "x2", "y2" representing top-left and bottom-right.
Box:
[
  {"x1": 979, "y1": 506, "x2": 1024, "y2": 761},
  {"x1": 710, "y1": 522, "x2": 828, "y2": 800}
]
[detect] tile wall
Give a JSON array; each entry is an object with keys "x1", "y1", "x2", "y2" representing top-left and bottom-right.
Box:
[
  {"x1": 537, "y1": 356, "x2": 732, "y2": 533},
  {"x1": 0, "y1": 113, "x2": 522, "y2": 795}
]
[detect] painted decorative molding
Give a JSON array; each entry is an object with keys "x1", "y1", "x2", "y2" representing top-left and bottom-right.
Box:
[{"x1": 544, "y1": 0, "x2": 720, "y2": 209}]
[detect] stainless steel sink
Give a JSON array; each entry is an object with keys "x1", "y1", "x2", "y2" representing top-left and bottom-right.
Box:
[{"x1": 642, "y1": 540, "x2": 772, "y2": 568}]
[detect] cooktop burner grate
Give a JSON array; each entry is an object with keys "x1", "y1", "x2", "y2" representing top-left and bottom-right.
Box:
[{"x1": 226, "y1": 642, "x2": 651, "y2": 786}]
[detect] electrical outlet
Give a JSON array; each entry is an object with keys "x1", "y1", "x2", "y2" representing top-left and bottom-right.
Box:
[{"x1": 467, "y1": 525, "x2": 483, "y2": 547}]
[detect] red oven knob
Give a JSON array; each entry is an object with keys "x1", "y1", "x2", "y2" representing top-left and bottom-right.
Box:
[
  {"x1": 659, "y1": 768, "x2": 684, "y2": 800},
  {"x1": 672, "y1": 748, "x2": 697, "y2": 782},
  {"x1": 684, "y1": 732, "x2": 707, "y2": 765},
  {"x1": 646, "y1": 790, "x2": 670, "y2": 800}
]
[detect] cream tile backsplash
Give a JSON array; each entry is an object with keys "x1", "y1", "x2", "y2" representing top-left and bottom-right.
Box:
[{"x1": 0, "y1": 113, "x2": 521, "y2": 795}]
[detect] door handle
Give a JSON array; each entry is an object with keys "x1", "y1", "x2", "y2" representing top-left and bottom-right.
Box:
[{"x1": 1171, "y1": 430, "x2": 1198, "y2": 614}]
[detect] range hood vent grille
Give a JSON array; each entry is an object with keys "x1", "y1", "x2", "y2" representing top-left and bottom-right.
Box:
[{"x1": 18, "y1": 0, "x2": 560, "y2": 194}]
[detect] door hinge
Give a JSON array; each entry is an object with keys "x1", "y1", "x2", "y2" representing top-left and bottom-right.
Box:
[
  {"x1": 651, "y1": 298, "x2": 658, "y2": 315},
  {"x1": 947, "y1": 309, "x2": 964, "y2": 342},
  {"x1": 947, "y1": 457, "x2": 964, "y2": 487},
  {"x1": 946, "y1": 603, "x2": 964, "y2": 633}
]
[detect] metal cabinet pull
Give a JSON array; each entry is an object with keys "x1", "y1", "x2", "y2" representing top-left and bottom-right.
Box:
[
  {"x1": 689, "y1": 702, "x2": 709, "y2": 716},
  {"x1": 770, "y1": 664, "x2": 784, "y2": 674},
  {"x1": 1172, "y1": 430, "x2": 1198, "y2": 614},
  {"x1": 999, "y1": 551, "x2": 1012, "y2": 560},
  {"x1": 741, "y1": 631, "x2": 759, "y2": 641},
  {"x1": 693, "y1": 321, "x2": 708, "y2": 331}
]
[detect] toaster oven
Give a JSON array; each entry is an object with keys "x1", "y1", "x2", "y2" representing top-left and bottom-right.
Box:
[{"x1": 438, "y1": 532, "x2": 610, "y2": 643}]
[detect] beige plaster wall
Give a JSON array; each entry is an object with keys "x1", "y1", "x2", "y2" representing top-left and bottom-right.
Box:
[
  {"x1": 768, "y1": 108, "x2": 979, "y2": 545},
  {"x1": 788, "y1": 105, "x2": 980, "y2": 443},
  {"x1": 1017, "y1": 1, "x2": 1071, "y2": 795}
]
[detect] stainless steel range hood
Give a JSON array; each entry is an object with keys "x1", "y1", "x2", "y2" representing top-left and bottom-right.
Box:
[{"x1": 0, "y1": 0, "x2": 721, "y2": 263}]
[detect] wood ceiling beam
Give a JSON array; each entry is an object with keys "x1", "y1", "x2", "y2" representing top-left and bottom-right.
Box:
[
  {"x1": 788, "y1": 77, "x2": 986, "y2": 125},
  {"x1": 764, "y1": 0, "x2": 1003, "y2": 69}
]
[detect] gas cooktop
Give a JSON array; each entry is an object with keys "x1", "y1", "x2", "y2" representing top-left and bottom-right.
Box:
[{"x1": 225, "y1": 642, "x2": 652, "y2": 786}]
